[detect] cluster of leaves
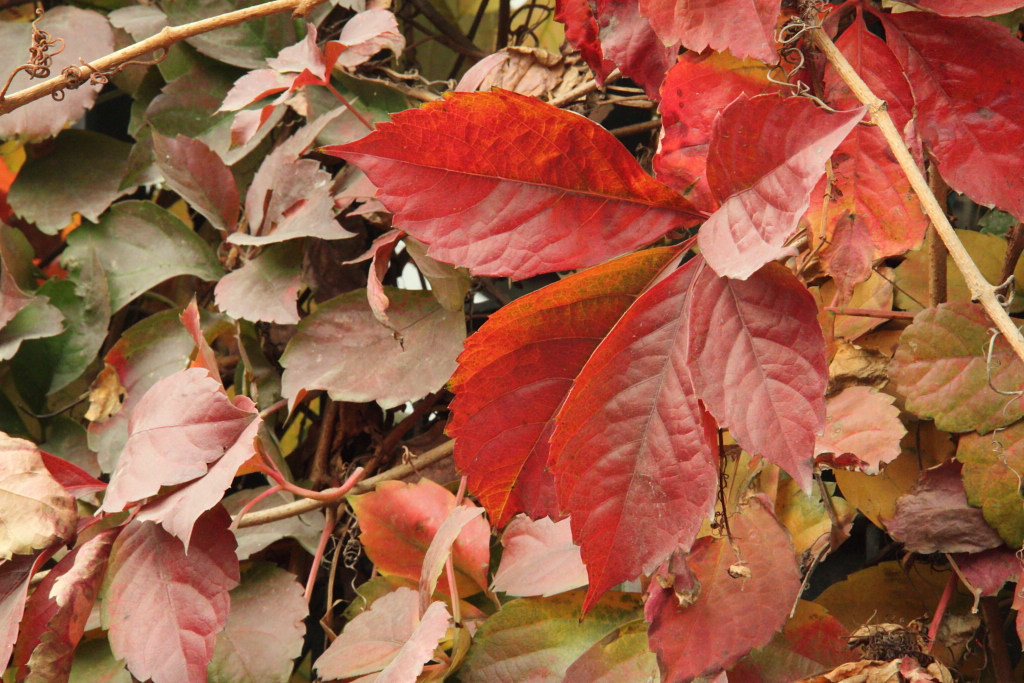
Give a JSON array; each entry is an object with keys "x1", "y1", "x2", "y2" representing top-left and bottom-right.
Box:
[{"x1": 2, "y1": 0, "x2": 1024, "y2": 681}]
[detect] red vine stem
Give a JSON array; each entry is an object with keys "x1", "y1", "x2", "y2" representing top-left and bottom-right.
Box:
[
  {"x1": 806, "y1": 16, "x2": 1024, "y2": 366},
  {"x1": 305, "y1": 506, "x2": 337, "y2": 603}
]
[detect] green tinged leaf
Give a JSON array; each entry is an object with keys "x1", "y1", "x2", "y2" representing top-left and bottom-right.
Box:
[
  {"x1": 62, "y1": 201, "x2": 223, "y2": 312},
  {"x1": 958, "y1": 423, "x2": 1024, "y2": 547},
  {"x1": 164, "y1": 0, "x2": 299, "y2": 69}
]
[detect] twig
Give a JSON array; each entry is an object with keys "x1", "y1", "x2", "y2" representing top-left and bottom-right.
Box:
[
  {"x1": 364, "y1": 391, "x2": 443, "y2": 477},
  {"x1": 0, "y1": 0, "x2": 327, "y2": 115},
  {"x1": 824, "y1": 307, "x2": 915, "y2": 319},
  {"x1": 925, "y1": 571, "x2": 956, "y2": 651},
  {"x1": 548, "y1": 69, "x2": 621, "y2": 108},
  {"x1": 928, "y1": 166, "x2": 949, "y2": 307},
  {"x1": 608, "y1": 118, "x2": 662, "y2": 138},
  {"x1": 1000, "y1": 221, "x2": 1024, "y2": 288},
  {"x1": 310, "y1": 399, "x2": 339, "y2": 487},
  {"x1": 405, "y1": 0, "x2": 485, "y2": 60},
  {"x1": 980, "y1": 595, "x2": 1015, "y2": 683},
  {"x1": 805, "y1": 18, "x2": 1024, "y2": 366},
  {"x1": 305, "y1": 506, "x2": 337, "y2": 603},
  {"x1": 237, "y1": 438, "x2": 456, "y2": 527}
]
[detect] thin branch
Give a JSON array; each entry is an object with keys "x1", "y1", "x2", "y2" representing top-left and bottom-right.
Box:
[
  {"x1": 608, "y1": 118, "x2": 662, "y2": 138},
  {"x1": 548, "y1": 69, "x2": 621, "y2": 108},
  {"x1": 0, "y1": 0, "x2": 327, "y2": 115},
  {"x1": 823, "y1": 307, "x2": 915, "y2": 320},
  {"x1": 237, "y1": 438, "x2": 456, "y2": 528},
  {"x1": 310, "y1": 399, "x2": 339, "y2": 487},
  {"x1": 928, "y1": 166, "x2": 949, "y2": 307},
  {"x1": 405, "y1": 0, "x2": 486, "y2": 60},
  {"x1": 999, "y1": 221, "x2": 1024, "y2": 288},
  {"x1": 805, "y1": 20, "x2": 1024, "y2": 366}
]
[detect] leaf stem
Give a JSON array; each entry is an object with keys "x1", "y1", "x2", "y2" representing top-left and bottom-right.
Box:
[{"x1": 805, "y1": 20, "x2": 1024, "y2": 366}]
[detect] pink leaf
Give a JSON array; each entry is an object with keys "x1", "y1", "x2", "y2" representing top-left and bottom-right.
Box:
[
  {"x1": 491, "y1": 515, "x2": 588, "y2": 597},
  {"x1": 698, "y1": 94, "x2": 865, "y2": 279},
  {"x1": 815, "y1": 387, "x2": 906, "y2": 475},
  {"x1": 100, "y1": 368, "x2": 257, "y2": 515},
  {"x1": 638, "y1": 0, "x2": 781, "y2": 64},
  {"x1": 0, "y1": 553, "x2": 50, "y2": 671},
  {"x1": 646, "y1": 497, "x2": 801, "y2": 680},
  {"x1": 180, "y1": 299, "x2": 220, "y2": 383},
  {"x1": 330, "y1": 9, "x2": 405, "y2": 69},
  {"x1": 214, "y1": 240, "x2": 305, "y2": 325},
  {"x1": 419, "y1": 505, "x2": 486, "y2": 614},
  {"x1": 686, "y1": 261, "x2": 826, "y2": 489},
  {"x1": 102, "y1": 508, "x2": 239, "y2": 683},
  {"x1": 953, "y1": 548, "x2": 1021, "y2": 597},
  {"x1": 314, "y1": 587, "x2": 449, "y2": 680},
  {"x1": 344, "y1": 229, "x2": 404, "y2": 326},
  {"x1": 151, "y1": 134, "x2": 239, "y2": 232},
  {"x1": 328, "y1": 90, "x2": 702, "y2": 279},
  {"x1": 550, "y1": 260, "x2": 719, "y2": 612}
]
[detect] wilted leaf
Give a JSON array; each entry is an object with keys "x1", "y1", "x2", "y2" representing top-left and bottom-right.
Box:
[
  {"x1": 313, "y1": 587, "x2": 449, "y2": 680},
  {"x1": 884, "y1": 12, "x2": 1024, "y2": 220},
  {"x1": 646, "y1": 497, "x2": 801, "y2": 681},
  {"x1": 331, "y1": 9, "x2": 405, "y2": 69},
  {"x1": 222, "y1": 486, "x2": 324, "y2": 560},
  {"x1": 214, "y1": 240, "x2": 304, "y2": 325},
  {"x1": 330, "y1": 89, "x2": 702, "y2": 279},
  {"x1": 85, "y1": 363, "x2": 127, "y2": 424},
  {"x1": 163, "y1": 0, "x2": 297, "y2": 69},
  {"x1": 13, "y1": 529, "x2": 118, "y2": 683},
  {"x1": 208, "y1": 563, "x2": 306, "y2": 683},
  {"x1": 459, "y1": 589, "x2": 643, "y2": 683},
  {"x1": 404, "y1": 238, "x2": 471, "y2": 313},
  {"x1": 774, "y1": 477, "x2": 854, "y2": 557},
  {"x1": 0, "y1": 7, "x2": 114, "y2": 140},
  {"x1": 655, "y1": 50, "x2": 775, "y2": 209},
  {"x1": 101, "y1": 509, "x2": 239, "y2": 683},
  {"x1": 562, "y1": 621, "x2": 659, "y2": 683},
  {"x1": 687, "y1": 261, "x2": 826, "y2": 489},
  {"x1": 456, "y1": 47, "x2": 565, "y2": 98},
  {"x1": 151, "y1": 133, "x2": 240, "y2": 231},
  {"x1": 0, "y1": 433, "x2": 76, "y2": 560},
  {"x1": 349, "y1": 479, "x2": 490, "y2": 598},
  {"x1": 815, "y1": 387, "x2": 906, "y2": 475},
  {"x1": 280, "y1": 288, "x2": 465, "y2": 410},
  {"x1": 491, "y1": 515, "x2": 588, "y2": 597},
  {"x1": 890, "y1": 303, "x2": 1024, "y2": 433},
  {"x1": 550, "y1": 260, "x2": 719, "y2": 611},
  {"x1": 698, "y1": 94, "x2": 865, "y2": 279},
  {"x1": 7, "y1": 130, "x2": 132, "y2": 234},
  {"x1": 449, "y1": 247, "x2": 682, "y2": 527},
  {"x1": 62, "y1": 201, "x2": 223, "y2": 312},
  {"x1": 344, "y1": 229, "x2": 403, "y2": 326},
  {"x1": 419, "y1": 505, "x2": 486, "y2": 613},
  {"x1": 885, "y1": 460, "x2": 1004, "y2": 554},
  {"x1": 958, "y1": 421, "x2": 1024, "y2": 547}
]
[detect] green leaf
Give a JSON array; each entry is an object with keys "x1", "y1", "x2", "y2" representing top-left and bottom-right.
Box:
[
  {"x1": 62, "y1": 201, "x2": 223, "y2": 313},
  {"x1": 958, "y1": 423, "x2": 1024, "y2": 547},
  {"x1": 69, "y1": 639, "x2": 132, "y2": 683},
  {"x1": 7, "y1": 130, "x2": 132, "y2": 234},
  {"x1": 164, "y1": 0, "x2": 300, "y2": 69},
  {"x1": 459, "y1": 590, "x2": 643, "y2": 683}
]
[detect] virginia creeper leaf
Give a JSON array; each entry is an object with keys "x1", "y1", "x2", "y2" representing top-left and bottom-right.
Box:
[
  {"x1": 348, "y1": 479, "x2": 490, "y2": 598},
  {"x1": 646, "y1": 497, "x2": 801, "y2": 681},
  {"x1": 163, "y1": 0, "x2": 297, "y2": 69},
  {"x1": 815, "y1": 387, "x2": 906, "y2": 475},
  {"x1": 593, "y1": 0, "x2": 677, "y2": 100},
  {"x1": 449, "y1": 247, "x2": 683, "y2": 527},
  {"x1": 915, "y1": 1, "x2": 1024, "y2": 15},
  {"x1": 0, "y1": 7, "x2": 114, "y2": 141},
  {"x1": 419, "y1": 505, "x2": 486, "y2": 614},
  {"x1": 313, "y1": 587, "x2": 449, "y2": 680},
  {"x1": 953, "y1": 548, "x2": 1020, "y2": 597},
  {"x1": 280, "y1": 288, "x2": 465, "y2": 410},
  {"x1": 958, "y1": 421, "x2": 1024, "y2": 547},
  {"x1": 39, "y1": 451, "x2": 106, "y2": 499},
  {"x1": 638, "y1": 0, "x2": 781, "y2": 63},
  {"x1": 686, "y1": 261, "x2": 826, "y2": 489},
  {"x1": 0, "y1": 553, "x2": 49, "y2": 672},
  {"x1": 554, "y1": 0, "x2": 615, "y2": 80},
  {"x1": 214, "y1": 240, "x2": 304, "y2": 325},
  {"x1": 100, "y1": 367, "x2": 258, "y2": 523},
  {"x1": 222, "y1": 487, "x2": 324, "y2": 560},
  {"x1": 562, "y1": 621, "x2": 659, "y2": 683},
  {"x1": 101, "y1": 508, "x2": 240, "y2": 683},
  {"x1": 328, "y1": 89, "x2": 703, "y2": 279},
  {"x1": 332, "y1": 9, "x2": 405, "y2": 69},
  {"x1": 207, "y1": 563, "x2": 306, "y2": 683},
  {"x1": 62, "y1": 201, "x2": 223, "y2": 312},
  {"x1": 343, "y1": 229, "x2": 404, "y2": 326},
  {"x1": 459, "y1": 589, "x2": 642, "y2": 683},
  {"x1": 68, "y1": 639, "x2": 131, "y2": 683},
  {"x1": 885, "y1": 460, "x2": 1004, "y2": 554},
  {"x1": 890, "y1": 303, "x2": 1024, "y2": 433},
  {"x1": 550, "y1": 259, "x2": 719, "y2": 611},
  {"x1": 655, "y1": 50, "x2": 775, "y2": 209},
  {"x1": 151, "y1": 133, "x2": 240, "y2": 232},
  {"x1": 0, "y1": 433, "x2": 76, "y2": 560},
  {"x1": 13, "y1": 528, "x2": 118, "y2": 683},
  {"x1": 0, "y1": 226, "x2": 64, "y2": 361},
  {"x1": 698, "y1": 94, "x2": 866, "y2": 279},
  {"x1": 884, "y1": 12, "x2": 1024, "y2": 220},
  {"x1": 491, "y1": 515, "x2": 588, "y2": 597}
]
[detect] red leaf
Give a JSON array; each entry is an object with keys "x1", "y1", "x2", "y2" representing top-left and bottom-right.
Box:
[
  {"x1": 638, "y1": 0, "x2": 781, "y2": 64},
  {"x1": 814, "y1": 387, "x2": 906, "y2": 475},
  {"x1": 344, "y1": 229, "x2": 405, "y2": 326},
  {"x1": 646, "y1": 496, "x2": 801, "y2": 681},
  {"x1": 213, "y1": 240, "x2": 305, "y2": 325},
  {"x1": 151, "y1": 134, "x2": 239, "y2": 232},
  {"x1": 0, "y1": 552, "x2": 50, "y2": 672},
  {"x1": 349, "y1": 479, "x2": 491, "y2": 598},
  {"x1": 491, "y1": 515, "x2": 588, "y2": 597},
  {"x1": 314, "y1": 587, "x2": 449, "y2": 680},
  {"x1": 953, "y1": 548, "x2": 1020, "y2": 598},
  {"x1": 554, "y1": 0, "x2": 615, "y2": 81},
  {"x1": 100, "y1": 368, "x2": 258, "y2": 518},
  {"x1": 686, "y1": 261, "x2": 826, "y2": 489},
  {"x1": 280, "y1": 288, "x2": 465, "y2": 410},
  {"x1": 102, "y1": 508, "x2": 239, "y2": 683},
  {"x1": 449, "y1": 247, "x2": 684, "y2": 527},
  {"x1": 219, "y1": 25, "x2": 326, "y2": 113},
  {"x1": 698, "y1": 94, "x2": 865, "y2": 279},
  {"x1": 329, "y1": 9, "x2": 405, "y2": 69},
  {"x1": 40, "y1": 450, "x2": 106, "y2": 498},
  {"x1": 13, "y1": 528, "x2": 117, "y2": 682},
  {"x1": 885, "y1": 460, "x2": 1004, "y2": 554},
  {"x1": 593, "y1": 0, "x2": 677, "y2": 100},
  {"x1": 914, "y1": 1, "x2": 1024, "y2": 16},
  {"x1": 550, "y1": 260, "x2": 719, "y2": 611},
  {"x1": 419, "y1": 505, "x2": 486, "y2": 614},
  {"x1": 655, "y1": 51, "x2": 775, "y2": 209},
  {"x1": 181, "y1": 299, "x2": 220, "y2": 383},
  {"x1": 328, "y1": 90, "x2": 702, "y2": 279},
  {"x1": 884, "y1": 12, "x2": 1024, "y2": 220}
]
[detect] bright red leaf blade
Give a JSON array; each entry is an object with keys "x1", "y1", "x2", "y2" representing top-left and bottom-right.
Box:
[
  {"x1": 592, "y1": 0, "x2": 677, "y2": 100},
  {"x1": 328, "y1": 89, "x2": 702, "y2": 279},
  {"x1": 698, "y1": 94, "x2": 865, "y2": 279},
  {"x1": 686, "y1": 261, "x2": 826, "y2": 489},
  {"x1": 549, "y1": 260, "x2": 719, "y2": 612},
  {"x1": 638, "y1": 0, "x2": 780, "y2": 63}
]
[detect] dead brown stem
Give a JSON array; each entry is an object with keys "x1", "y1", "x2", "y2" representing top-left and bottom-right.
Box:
[{"x1": 928, "y1": 166, "x2": 949, "y2": 307}]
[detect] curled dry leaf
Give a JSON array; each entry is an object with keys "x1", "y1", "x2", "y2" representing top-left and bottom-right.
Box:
[
  {"x1": 84, "y1": 363, "x2": 127, "y2": 423},
  {"x1": 457, "y1": 47, "x2": 565, "y2": 98}
]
